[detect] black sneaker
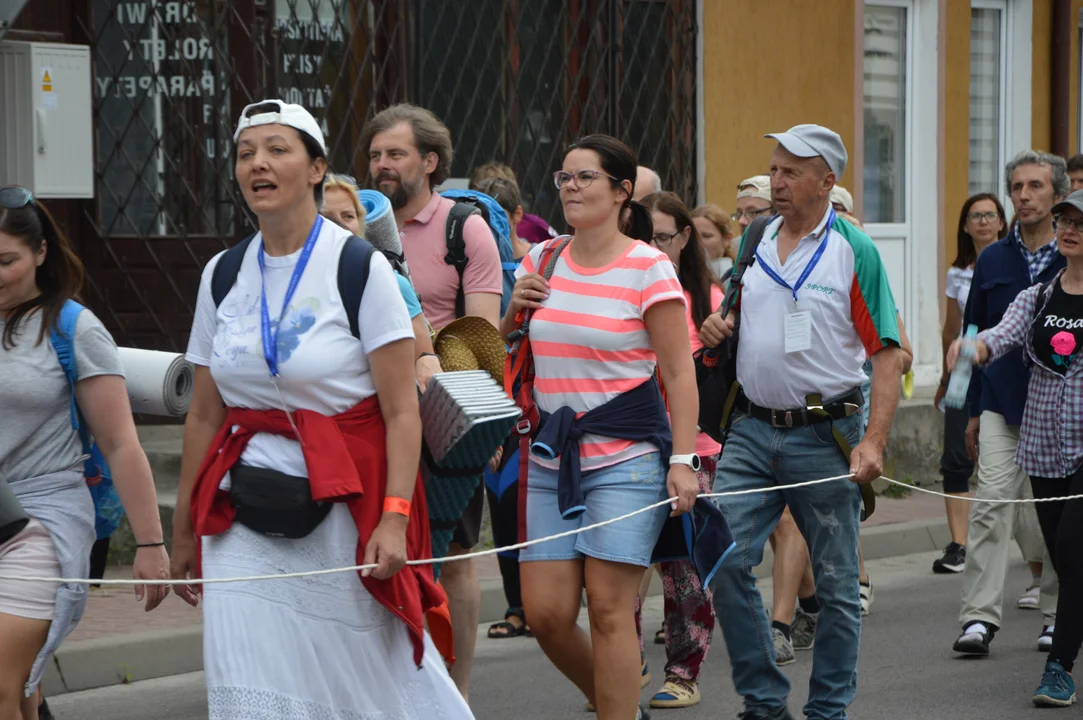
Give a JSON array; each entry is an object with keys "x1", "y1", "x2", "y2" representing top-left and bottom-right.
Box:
[
  {"x1": 933, "y1": 543, "x2": 966, "y2": 574},
  {"x1": 953, "y1": 622, "x2": 995, "y2": 656},
  {"x1": 38, "y1": 698, "x2": 55, "y2": 720},
  {"x1": 738, "y1": 708, "x2": 796, "y2": 720}
]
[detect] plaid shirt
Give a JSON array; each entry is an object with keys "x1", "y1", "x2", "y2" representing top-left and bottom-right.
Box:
[
  {"x1": 1012, "y1": 226, "x2": 1060, "y2": 282},
  {"x1": 978, "y1": 270, "x2": 1082, "y2": 478}
]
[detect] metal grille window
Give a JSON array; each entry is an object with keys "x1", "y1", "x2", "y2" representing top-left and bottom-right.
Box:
[
  {"x1": 863, "y1": 3, "x2": 908, "y2": 224},
  {"x1": 79, "y1": 0, "x2": 697, "y2": 350}
]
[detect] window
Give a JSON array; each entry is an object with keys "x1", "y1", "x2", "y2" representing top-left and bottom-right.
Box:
[
  {"x1": 969, "y1": 3, "x2": 1006, "y2": 196},
  {"x1": 863, "y1": 4, "x2": 908, "y2": 224}
]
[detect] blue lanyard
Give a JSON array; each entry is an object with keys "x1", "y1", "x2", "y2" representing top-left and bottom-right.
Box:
[
  {"x1": 258, "y1": 215, "x2": 323, "y2": 377},
  {"x1": 755, "y1": 209, "x2": 836, "y2": 306}
]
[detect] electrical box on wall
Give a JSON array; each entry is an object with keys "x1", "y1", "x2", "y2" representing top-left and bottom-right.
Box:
[{"x1": 0, "y1": 41, "x2": 94, "y2": 199}]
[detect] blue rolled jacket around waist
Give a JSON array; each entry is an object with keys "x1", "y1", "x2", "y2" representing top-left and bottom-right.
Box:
[{"x1": 530, "y1": 376, "x2": 735, "y2": 585}]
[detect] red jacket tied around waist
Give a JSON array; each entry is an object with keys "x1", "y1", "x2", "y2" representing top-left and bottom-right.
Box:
[{"x1": 189, "y1": 396, "x2": 451, "y2": 666}]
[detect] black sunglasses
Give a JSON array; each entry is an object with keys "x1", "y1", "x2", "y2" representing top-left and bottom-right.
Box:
[{"x1": 0, "y1": 185, "x2": 34, "y2": 210}]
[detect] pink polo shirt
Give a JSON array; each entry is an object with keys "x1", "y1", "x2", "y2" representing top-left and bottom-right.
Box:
[{"x1": 400, "y1": 192, "x2": 503, "y2": 330}]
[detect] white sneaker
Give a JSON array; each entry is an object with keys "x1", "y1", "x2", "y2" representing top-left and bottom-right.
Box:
[
  {"x1": 1019, "y1": 584, "x2": 1041, "y2": 610},
  {"x1": 1039, "y1": 625, "x2": 1055, "y2": 652}
]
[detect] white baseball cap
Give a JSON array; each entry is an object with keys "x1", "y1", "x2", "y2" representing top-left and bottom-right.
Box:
[
  {"x1": 233, "y1": 100, "x2": 327, "y2": 155},
  {"x1": 830, "y1": 185, "x2": 854, "y2": 213},
  {"x1": 737, "y1": 175, "x2": 772, "y2": 202},
  {"x1": 765, "y1": 124, "x2": 848, "y2": 177}
]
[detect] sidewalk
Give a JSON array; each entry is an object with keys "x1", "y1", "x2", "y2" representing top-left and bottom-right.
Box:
[{"x1": 41, "y1": 489, "x2": 950, "y2": 697}]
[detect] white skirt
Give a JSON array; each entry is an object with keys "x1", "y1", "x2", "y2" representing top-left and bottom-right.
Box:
[{"x1": 201, "y1": 505, "x2": 474, "y2": 720}]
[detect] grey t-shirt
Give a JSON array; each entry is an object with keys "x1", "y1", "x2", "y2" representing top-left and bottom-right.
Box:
[{"x1": 0, "y1": 309, "x2": 124, "y2": 483}]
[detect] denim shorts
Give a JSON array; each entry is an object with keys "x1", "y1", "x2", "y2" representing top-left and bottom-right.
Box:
[{"x1": 519, "y1": 452, "x2": 669, "y2": 567}]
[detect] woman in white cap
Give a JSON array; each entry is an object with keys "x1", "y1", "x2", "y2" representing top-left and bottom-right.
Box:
[{"x1": 170, "y1": 100, "x2": 471, "y2": 719}]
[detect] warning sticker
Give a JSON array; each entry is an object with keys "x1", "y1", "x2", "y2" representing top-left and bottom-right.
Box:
[{"x1": 41, "y1": 67, "x2": 53, "y2": 93}]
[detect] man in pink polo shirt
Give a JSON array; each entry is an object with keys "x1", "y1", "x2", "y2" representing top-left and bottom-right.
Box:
[{"x1": 360, "y1": 103, "x2": 503, "y2": 703}]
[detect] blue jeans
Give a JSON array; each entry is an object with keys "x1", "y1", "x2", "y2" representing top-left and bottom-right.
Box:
[{"x1": 710, "y1": 410, "x2": 864, "y2": 720}]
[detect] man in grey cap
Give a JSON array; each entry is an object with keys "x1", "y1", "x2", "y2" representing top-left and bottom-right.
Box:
[{"x1": 699, "y1": 124, "x2": 905, "y2": 720}]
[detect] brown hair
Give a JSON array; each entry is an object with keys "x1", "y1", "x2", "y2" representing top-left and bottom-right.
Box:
[
  {"x1": 1, "y1": 197, "x2": 85, "y2": 349},
  {"x1": 641, "y1": 192, "x2": 718, "y2": 329},
  {"x1": 473, "y1": 176, "x2": 522, "y2": 218},
  {"x1": 470, "y1": 162, "x2": 516, "y2": 188},
  {"x1": 360, "y1": 103, "x2": 454, "y2": 188},
  {"x1": 691, "y1": 203, "x2": 737, "y2": 261}
]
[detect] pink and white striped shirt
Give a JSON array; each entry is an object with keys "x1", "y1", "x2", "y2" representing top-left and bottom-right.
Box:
[{"x1": 519, "y1": 237, "x2": 685, "y2": 471}]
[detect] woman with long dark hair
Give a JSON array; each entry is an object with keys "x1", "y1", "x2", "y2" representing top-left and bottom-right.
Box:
[
  {"x1": 504, "y1": 135, "x2": 699, "y2": 720},
  {"x1": 636, "y1": 191, "x2": 723, "y2": 708},
  {"x1": 0, "y1": 187, "x2": 170, "y2": 720},
  {"x1": 931, "y1": 192, "x2": 1007, "y2": 575},
  {"x1": 169, "y1": 101, "x2": 471, "y2": 719}
]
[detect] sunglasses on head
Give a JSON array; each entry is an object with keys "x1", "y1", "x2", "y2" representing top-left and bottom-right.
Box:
[{"x1": 0, "y1": 186, "x2": 34, "y2": 210}]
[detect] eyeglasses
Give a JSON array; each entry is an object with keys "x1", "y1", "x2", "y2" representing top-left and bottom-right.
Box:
[
  {"x1": 731, "y1": 206, "x2": 773, "y2": 222},
  {"x1": 967, "y1": 211, "x2": 999, "y2": 224},
  {"x1": 553, "y1": 169, "x2": 618, "y2": 190},
  {"x1": 1056, "y1": 216, "x2": 1083, "y2": 234},
  {"x1": 0, "y1": 185, "x2": 34, "y2": 209},
  {"x1": 650, "y1": 230, "x2": 682, "y2": 247}
]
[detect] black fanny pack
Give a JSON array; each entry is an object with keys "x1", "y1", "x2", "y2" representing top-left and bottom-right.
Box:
[
  {"x1": 230, "y1": 464, "x2": 333, "y2": 539},
  {"x1": 0, "y1": 477, "x2": 30, "y2": 545}
]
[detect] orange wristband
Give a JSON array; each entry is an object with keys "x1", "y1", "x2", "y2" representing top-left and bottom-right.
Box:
[{"x1": 383, "y1": 496, "x2": 411, "y2": 517}]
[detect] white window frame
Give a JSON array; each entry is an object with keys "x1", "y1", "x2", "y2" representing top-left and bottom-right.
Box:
[
  {"x1": 1006, "y1": 0, "x2": 1034, "y2": 216},
  {"x1": 864, "y1": 0, "x2": 940, "y2": 384},
  {"x1": 970, "y1": 0, "x2": 1010, "y2": 202}
]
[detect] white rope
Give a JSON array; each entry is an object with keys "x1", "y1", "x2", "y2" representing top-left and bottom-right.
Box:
[{"x1": 2, "y1": 475, "x2": 1082, "y2": 587}]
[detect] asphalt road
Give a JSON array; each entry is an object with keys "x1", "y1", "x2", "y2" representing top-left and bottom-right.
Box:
[{"x1": 48, "y1": 551, "x2": 1058, "y2": 720}]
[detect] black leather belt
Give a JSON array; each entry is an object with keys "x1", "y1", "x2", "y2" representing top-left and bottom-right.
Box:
[{"x1": 736, "y1": 388, "x2": 864, "y2": 429}]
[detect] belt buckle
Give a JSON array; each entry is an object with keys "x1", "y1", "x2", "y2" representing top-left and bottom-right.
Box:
[
  {"x1": 771, "y1": 410, "x2": 793, "y2": 429},
  {"x1": 516, "y1": 419, "x2": 532, "y2": 435}
]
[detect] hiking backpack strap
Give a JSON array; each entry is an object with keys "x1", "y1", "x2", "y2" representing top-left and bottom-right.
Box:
[
  {"x1": 504, "y1": 237, "x2": 572, "y2": 545},
  {"x1": 210, "y1": 232, "x2": 375, "y2": 340},
  {"x1": 48, "y1": 300, "x2": 106, "y2": 483},
  {"x1": 720, "y1": 214, "x2": 772, "y2": 316},
  {"x1": 337, "y1": 235, "x2": 378, "y2": 340},
  {"x1": 211, "y1": 233, "x2": 257, "y2": 308},
  {"x1": 445, "y1": 202, "x2": 481, "y2": 320}
]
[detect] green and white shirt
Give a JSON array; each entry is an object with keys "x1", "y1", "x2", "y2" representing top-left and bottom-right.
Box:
[{"x1": 734, "y1": 207, "x2": 899, "y2": 410}]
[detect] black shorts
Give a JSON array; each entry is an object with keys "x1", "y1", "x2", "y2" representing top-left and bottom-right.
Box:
[{"x1": 451, "y1": 481, "x2": 485, "y2": 550}]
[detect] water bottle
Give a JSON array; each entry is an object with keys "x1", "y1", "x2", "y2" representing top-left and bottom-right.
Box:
[{"x1": 944, "y1": 324, "x2": 979, "y2": 409}]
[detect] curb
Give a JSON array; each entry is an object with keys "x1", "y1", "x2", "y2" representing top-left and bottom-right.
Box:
[{"x1": 42, "y1": 516, "x2": 950, "y2": 697}]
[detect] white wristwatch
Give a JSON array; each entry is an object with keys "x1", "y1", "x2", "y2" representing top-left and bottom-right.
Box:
[{"x1": 669, "y1": 453, "x2": 702, "y2": 472}]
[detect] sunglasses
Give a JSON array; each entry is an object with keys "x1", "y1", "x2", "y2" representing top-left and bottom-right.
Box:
[{"x1": 0, "y1": 185, "x2": 34, "y2": 210}]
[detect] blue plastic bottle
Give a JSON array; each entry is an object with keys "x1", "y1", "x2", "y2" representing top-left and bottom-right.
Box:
[{"x1": 945, "y1": 325, "x2": 979, "y2": 409}]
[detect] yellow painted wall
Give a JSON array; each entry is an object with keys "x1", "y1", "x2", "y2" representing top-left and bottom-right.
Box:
[
  {"x1": 701, "y1": 0, "x2": 857, "y2": 212},
  {"x1": 1033, "y1": 0, "x2": 1053, "y2": 151},
  {"x1": 944, "y1": 0, "x2": 971, "y2": 269}
]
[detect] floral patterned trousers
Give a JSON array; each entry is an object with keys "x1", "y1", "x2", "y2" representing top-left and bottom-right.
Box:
[{"x1": 635, "y1": 454, "x2": 718, "y2": 682}]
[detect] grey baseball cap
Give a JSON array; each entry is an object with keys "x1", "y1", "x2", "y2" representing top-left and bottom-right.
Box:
[
  {"x1": 1052, "y1": 189, "x2": 1083, "y2": 216},
  {"x1": 765, "y1": 124, "x2": 848, "y2": 177}
]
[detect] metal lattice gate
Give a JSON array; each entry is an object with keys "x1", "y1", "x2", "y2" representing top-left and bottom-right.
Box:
[{"x1": 79, "y1": 0, "x2": 697, "y2": 350}]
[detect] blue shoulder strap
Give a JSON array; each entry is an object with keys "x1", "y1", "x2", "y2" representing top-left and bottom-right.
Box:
[
  {"x1": 337, "y1": 235, "x2": 376, "y2": 340},
  {"x1": 48, "y1": 299, "x2": 86, "y2": 431}
]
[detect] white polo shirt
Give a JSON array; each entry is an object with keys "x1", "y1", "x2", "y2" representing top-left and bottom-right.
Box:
[{"x1": 735, "y1": 206, "x2": 899, "y2": 410}]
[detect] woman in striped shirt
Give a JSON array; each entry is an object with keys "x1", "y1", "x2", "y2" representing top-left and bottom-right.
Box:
[{"x1": 502, "y1": 135, "x2": 699, "y2": 720}]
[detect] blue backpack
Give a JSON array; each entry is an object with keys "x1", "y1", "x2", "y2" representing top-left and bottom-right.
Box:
[
  {"x1": 440, "y1": 189, "x2": 519, "y2": 318},
  {"x1": 49, "y1": 300, "x2": 125, "y2": 541}
]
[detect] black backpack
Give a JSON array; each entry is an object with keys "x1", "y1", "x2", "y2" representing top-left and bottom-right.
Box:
[
  {"x1": 210, "y1": 233, "x2": 376, "y2": 340},
  {"x1": 693, "y1": 215, "x2": 772, "y2": 443}
]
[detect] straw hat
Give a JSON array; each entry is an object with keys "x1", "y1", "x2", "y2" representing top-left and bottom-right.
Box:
[{"x1": 433, "y1": 316, "x2": 507, "y2": 385}]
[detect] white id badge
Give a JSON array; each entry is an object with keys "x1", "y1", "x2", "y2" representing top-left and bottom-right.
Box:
[{"x1": 784, "y1": 311, "x2": 812, "y2": 353}]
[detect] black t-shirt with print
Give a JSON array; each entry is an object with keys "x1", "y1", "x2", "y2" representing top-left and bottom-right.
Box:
[{"x1": 1033, "y1": 281, "x2": 1083, "y2": 375}]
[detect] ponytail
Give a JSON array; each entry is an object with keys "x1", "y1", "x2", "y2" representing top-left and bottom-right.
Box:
[{"x1": 621, "y1": 200, "x2": 654, "y2": 244}]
